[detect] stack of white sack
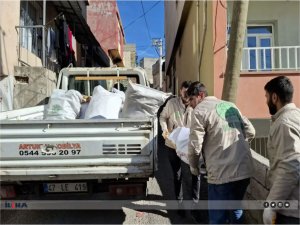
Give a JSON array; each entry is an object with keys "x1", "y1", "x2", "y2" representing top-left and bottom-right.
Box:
[
  {"x1": 122, "y1": 81, "x2": 170, "y2": 118},
  {"x1": 45, "y1": 89, "x2": 83, "y2": 120},
  {"x1": 84, "y1": 85, "x2": 123, "y2": 119},
  {"x1": 168, "y1": 127, "x2": 190, "y2": 165}
]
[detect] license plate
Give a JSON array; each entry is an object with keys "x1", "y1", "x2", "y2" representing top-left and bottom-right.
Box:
[{"x1": 43, "y1": 182, "x2": 88, "y2": 193}]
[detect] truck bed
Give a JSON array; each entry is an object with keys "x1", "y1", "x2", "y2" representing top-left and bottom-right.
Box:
[{"x1": 0, "y1": 117, "x2": 157, "y2": 182}]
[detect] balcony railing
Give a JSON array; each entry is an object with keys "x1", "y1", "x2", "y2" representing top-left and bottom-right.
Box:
[
  {"x1": 249, "y1": 119, "x2": 271, "y2": 159},
  {"x1": 241, "y1": 46, "x2": 300, "y2": 72}
]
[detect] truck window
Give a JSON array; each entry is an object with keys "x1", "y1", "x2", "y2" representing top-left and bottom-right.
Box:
[{"x1": 68, "y1": 75, "x2": 139, "y2": 96}]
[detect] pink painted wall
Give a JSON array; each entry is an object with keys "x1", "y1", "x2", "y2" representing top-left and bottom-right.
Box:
[
  {"x1": 87, "y1": 0, "x2": 124, "y2": 57},
  {"x1": 236, "y1": 73, "x2": 300, "y2": 118}
]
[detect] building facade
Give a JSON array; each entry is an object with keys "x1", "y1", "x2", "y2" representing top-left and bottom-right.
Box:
[
  {"x1": 152, "y1": 58, "x2": 166, "y2": 91},
  {"x1": 165, "y1": 0, "x2": 300, "y2": 118},
  {"x1": 123, "y1": 44, "x2": 137, "y2": 68},
  {"x1": 0, "y1": 0, "x2": 109, "y2": 111},
  {"x1": 139, "y1": 57, "x2": 158, "y2": 86},
  {"x1": 87, "y1": 0, "x2": 125, "y2": 67}
]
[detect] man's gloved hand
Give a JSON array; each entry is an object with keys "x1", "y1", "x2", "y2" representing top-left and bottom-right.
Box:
[
  {"x1": 190, "y1": 167, "x2": 200, "y2": 176},
  {"x1": 162, "y1": 130, "x2": 169, "y2": 139},
  {"x1": 199, "y1": 164, "x2": 207, "y2": 175},
  {"x1": 263, "y1": 208, "x2": 276, "y2": 224}
]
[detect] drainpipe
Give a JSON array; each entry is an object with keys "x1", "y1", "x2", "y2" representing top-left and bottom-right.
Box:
[
  {"x1": 42, "y1": 0, "x2": 46, "y2": 67},
  {"x1": 197, "y1": 0, "x2": 207, "y2": 81}
]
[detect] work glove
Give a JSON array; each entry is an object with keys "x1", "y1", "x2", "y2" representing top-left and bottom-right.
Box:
[
  {"x1": 199, "y1": 163, "x2": 207, "y2": 175},
  {"x1": 81, "y1": 95, "x2": 91, "y2": 103},
  {"x1": 162, "y1": 130, "x2": 169, "y2": 139},
  {"x1": 263, "y1": 208, "x2": 276, "y2": 224},
  {"x1": 190, "y1": 167, "x2": 200, "y2": 176}
]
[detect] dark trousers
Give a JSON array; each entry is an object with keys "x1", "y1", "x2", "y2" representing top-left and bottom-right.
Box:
[
  {"x1": 181, "y1": 161, "x2": 209, "y2": 223},
  {"x1": 276, "y1": 213, "x2": 300, "y2": 224},
  {"x1": 181, "y1": 161, "x2": 200, "y2": 201},
  {"x1": 208, "y1": 178, "x2": 250, "y2": 224},
  {"x1": 166, "y1": 146, "x2": 182, "y2": 200}
]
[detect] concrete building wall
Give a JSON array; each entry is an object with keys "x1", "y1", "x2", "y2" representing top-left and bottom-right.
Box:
[
  {"x1": 140, "y1": 57, "x2": 158, "y2": 85},
  {"x1": 245, "y1": 150, "x2": 270, "y2": 224},
  {"x1": 152, "y1": 60, "x2": 160, "y2": 89},
  {"x1": 0, "y1": 0, "x2": 20, "y2": 77},
  {"x1": 164, "y1": 0, "x2": 185, "y2": 71},
  {"x1": 0, "y1": 0, "x2": 20, "y2": 111},
  {"x1": 13, "y1": 66, "x2": 56, "y2": 109},
  {"x1": 123, "y1": 44, "x2": 136, "y2": 68},
  {"x1": 174, "y1": 2, "x2": 199, "y2": 89},
  {"x1": 165, "y1": 1, "x2": 227, "y2": 96},
  {"x1": 152, "y1": 59, "x2": 166, "y2": 90}
]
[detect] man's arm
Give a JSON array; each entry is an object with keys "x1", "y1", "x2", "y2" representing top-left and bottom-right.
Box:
[
  {"x1": 267, "y1": 123, "x2": 300, "y2": 201},
  {"x1": 188, "y1": 110, "x2": 206, "y2": 172},
  {"x1": 241, "y1": 115, "x2": 256, "y2": 141},
  {"x1": 159, "y1": 100, "x2": 171, "y2": 132}
]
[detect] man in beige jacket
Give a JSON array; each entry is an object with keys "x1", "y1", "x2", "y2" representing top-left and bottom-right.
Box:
[
  {"x1": 187, "y1": 81, "x2": 255, "y2": 224},
  {"x1": 159, "y1": 81, "x2": 193, "y2": 205},
  {"x1": 263, "y1": 76, "x2": 300, "y2": 225}
]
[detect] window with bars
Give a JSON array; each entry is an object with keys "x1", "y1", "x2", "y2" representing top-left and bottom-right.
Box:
[{"x1": 19, "y1": 1, "x2": 42, "y2": 56}]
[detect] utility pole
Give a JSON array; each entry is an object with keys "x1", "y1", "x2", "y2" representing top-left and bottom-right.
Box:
[
  {"x1": 222, "y1": 0, "x2": 249, "y2": 103},
  {"x1": 152, "y1": 38, "x2": 163, "y2": 90}
]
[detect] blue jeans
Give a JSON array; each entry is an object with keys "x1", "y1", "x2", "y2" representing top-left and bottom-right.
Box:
[{"x1": 208, "y1": 178, "x2": 250, "y2": 224}]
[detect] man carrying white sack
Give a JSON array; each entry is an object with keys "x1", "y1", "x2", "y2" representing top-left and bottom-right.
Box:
[
  {"x1": 187, "y1": 81, "x2": 255, "y2": 224},
  {"x1": 168, "y1": 127, "x2": 205, "y2": 222},
  {"x1": 159, "y1": 81, "x2": 200, "y2": 217}
]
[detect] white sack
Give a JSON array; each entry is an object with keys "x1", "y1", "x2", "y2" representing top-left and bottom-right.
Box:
[
  {"x1": 111, "y1": 88, "x2": 125, "y2": 103},
  {"x1": 122, "y1": 82, "x2": 170, "y2": 118},
  {"x1": 45, "y1": 89, "x2": 83, "y2": 120},
  {"x1": 0, "y1": 77, "x2": 14, "y2": 112},
  {"x1": 168, "y1": 127, "x2": 190, "y2": 165},
  {"x1": 84, "y1": 85, "x2": 122, "y2": 119}
]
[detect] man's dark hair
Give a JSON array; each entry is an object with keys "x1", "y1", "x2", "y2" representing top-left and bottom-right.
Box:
[
  {"x1": 187, "y1": 81, "x2": 208, "y2": 97},
  {"x1": 264, "y1": 76, "x2": 293, "y2": 104},
  {"x1": 181, "y1": 81, "x2": 192, "y2": 89}
]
